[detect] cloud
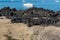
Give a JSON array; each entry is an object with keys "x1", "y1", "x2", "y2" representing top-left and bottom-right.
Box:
[
  {"x1": 55, "y1": 0, "x2": 59, "y2": 2},
  {"x1": 23, "y1": 3, "x2": 33, "y2": 8}
]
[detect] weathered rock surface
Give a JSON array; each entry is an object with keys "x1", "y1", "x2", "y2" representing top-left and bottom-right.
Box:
[{"x1": 0, "y1": 17, "x2": 60, "y2": 40}]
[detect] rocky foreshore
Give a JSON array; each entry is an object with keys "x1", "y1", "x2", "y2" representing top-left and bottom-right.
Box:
[
  {"x1": 0, "y1": 7, "x2": 60, "y2": 27},
  {"x1": 0, "y1": 7, "x2": 60, "y2": 40},
  {"x1": 0, "y1": 17, "x2": 60, "y2": 40}
]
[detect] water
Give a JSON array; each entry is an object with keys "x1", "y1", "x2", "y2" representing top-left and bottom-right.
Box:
[{"x1": 0, "y1": 0, "x2": 60, "y2": 11}]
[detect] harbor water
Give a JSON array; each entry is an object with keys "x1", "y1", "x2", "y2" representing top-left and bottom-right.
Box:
[{"x1": 0, "y1": 0, "x2": 60, "y2": 11}]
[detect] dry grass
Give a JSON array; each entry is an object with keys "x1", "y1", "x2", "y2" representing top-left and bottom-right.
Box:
[
  {"x1": 0, "y1": 17, "x2": 60, "y2": 40},
  {"x1": 0, "y1": 17, "x2": 33, "y2": 40}
]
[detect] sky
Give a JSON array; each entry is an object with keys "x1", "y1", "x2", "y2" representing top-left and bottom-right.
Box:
[{"x1": 0, "y1": 0, "x2": 60, "y2": 11}]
